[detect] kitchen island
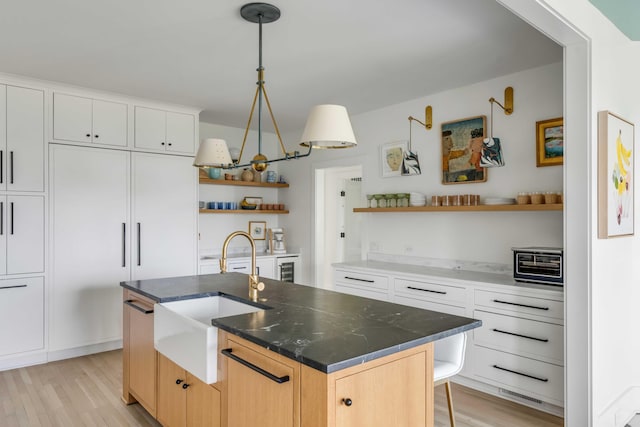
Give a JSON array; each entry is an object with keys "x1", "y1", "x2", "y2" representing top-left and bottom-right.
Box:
[{"x1": 121, "y1": 273, "x2": 481, "y2": 427}]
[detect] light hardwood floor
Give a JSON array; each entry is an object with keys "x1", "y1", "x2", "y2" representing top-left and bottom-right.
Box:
[{"x1": 0, "y1": 350, "x2": 563, "y2": 426}]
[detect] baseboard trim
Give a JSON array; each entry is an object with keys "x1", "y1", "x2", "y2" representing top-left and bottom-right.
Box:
[
  {"x1": 0, "y1": 351, "x2": 48, "y2": 371},
  {"x1": 454, "y1": 375, "x2": 565, "y2": 418},
  {"x1": 47, "y1": 340, "x2": 123, "y2": 362}
]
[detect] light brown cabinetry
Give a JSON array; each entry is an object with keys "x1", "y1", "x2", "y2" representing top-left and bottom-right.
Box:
[
  {"x1": 157, "y1": 353, "x2": 221, "y2": 427},
  {"x1": 122, "y1": 289, "x2": 157, "y2": 417},
  {"x1": 222, "y1": 334, "x2": 300, "y2": 427}
]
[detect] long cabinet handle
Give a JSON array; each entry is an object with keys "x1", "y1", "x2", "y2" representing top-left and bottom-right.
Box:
[
  {"x1": 492, "y1": 364, "x2": 549, "y2": 383},
  {"x1": 221, "y1": 348, "x2": 290, "y2": 384},
  {"x1": 122, "y1": 223, "x2": 126, "y2": 267},
  {"x1": 407, "y1": 286, "x2": 446, "y2": 295},
  {"x1": 0, "y1": 150, "x2": 3, "y2": 184},
  {"x1": 344, "y1": 276, "x2": 374, "y2": 283},
  {"x1": 9, "y1": 151, "x2": 13, "y2": 184},
  {"x1": 492, "y1": 299, "x2": 549, "y2": 311},
  {"x1": 0, "y1": 284, "x2": 27, "y2": 290},
  {"x1": 137, "y1": 222, "x2": 141, "y2": 266},
  {"x1": 492, "y1": 328, "x2": 549, "y2": 343},
  {"x1": 0, "y1": 201, "x2": 3, "y2": 236},
  {"x1": 10, "y1": 202, "x2": 13, "y2": 235},
  {"x1": 124, "y1": 299, "x2": 154, "y2": 314}
]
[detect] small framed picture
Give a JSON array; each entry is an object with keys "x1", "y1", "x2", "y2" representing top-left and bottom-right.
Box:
[
  {"x1": 248, "y1": 221, "x2": 266, "y2": 240},
  {"x1": 381, "y1": 141, "x2": 407, "y2": 178},
  {"x1": 536, "y1": 117, "x2": 564, "y2": 167},
  {"x1": 441, "y1": 116, "x2": 487, "y2": 184}
]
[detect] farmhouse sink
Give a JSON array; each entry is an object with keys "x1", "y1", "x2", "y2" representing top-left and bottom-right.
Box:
[{"x1": 154, "y1": 295, "x2": 265, "y2": 384}]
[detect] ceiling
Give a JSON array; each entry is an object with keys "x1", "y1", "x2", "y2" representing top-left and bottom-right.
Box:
[
  {"x1": 589, "y1": 0, "x2": 640, "y2": 40},
  {"x1": 0, "y1": 0, "x2": 561, "y2": 133}
]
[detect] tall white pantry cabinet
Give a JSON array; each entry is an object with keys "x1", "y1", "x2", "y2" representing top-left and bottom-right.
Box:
[
  {"x1": 0, "y1": 82, "x2": 46, "y2": 367},
  {"x1": 0, "y1": 72, "x2": 200, "y2": 370}
]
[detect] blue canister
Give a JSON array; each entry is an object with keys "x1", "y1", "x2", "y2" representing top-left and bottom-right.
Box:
[
  {"x1": 216, "y1": 201, "x2": 224, "y2": 210},
  {"x1": 266, "y1": 170, "x2": 277, "y2": 183},
  {"x1": 208, "y1": 168, "x2": 221, "y2": 179},
  {"x1": 225, "y1": 202, "x2": 232, "y2": 210}
]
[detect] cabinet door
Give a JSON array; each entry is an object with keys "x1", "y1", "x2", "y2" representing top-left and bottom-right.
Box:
[
  {"x1": 0, "y1": 277, "x2": 44, "y2": 356},
  {"x1": 227, "y1": 338, "x2": 296, "y2": 427},
  {"x1": 6, "y1": 195, "x2": 44, "y2": 275},
  {"x1": 132, "y1": 152, "x2": 197, "y2": 280},
  {"x1": 335, "y1": 352, "x2": 427, "y2": 427},
  {"x1": 0, "y1": 198, "x2": 5, "y2": 275},
  {"x1": 53, "y1": 93, "x2": 93, "y2": 144},
  {"x1": 186, "y1": 373, "x2": 221, "y2": 427},
  {"x1": 6, "y1": 86, "x2": 44, "y2": 192},
  {"x1": 126, "y1": 294, "x2": 157, "y2": 416},
  {"x1": 49, "y1": 145, "x2": 130, "y2": 351},
  {"x1": 0, "y1": 85, "x2": 5, "y2": 189},
  {"x1": 166, "y1": 111, "x2": 195, "y2": 155},
  {"x1": 257, "y1": 257, "x2": 275, "y2": 279},
  {"x1": 157, "y1": 353, "x2": 187, "y2": 427},
  {"x1": 134, "y1": 106, "x2": 166, "y2": 151},
  {"x1": 92, "y1": 99, "x2": 128, "y2": 147}
]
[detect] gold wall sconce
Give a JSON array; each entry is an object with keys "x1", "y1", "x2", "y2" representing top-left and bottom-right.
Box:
[
  {"x1": 489, "y1": 87, "x2": 514, "y2": 115},
  {"x1": 408, "y1": 105, "x2": 433, "y2": 131}
]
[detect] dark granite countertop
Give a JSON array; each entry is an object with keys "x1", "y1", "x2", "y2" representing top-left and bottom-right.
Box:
[{"x1": 121, "y1": 273, "x2": 481, "y2": 373}]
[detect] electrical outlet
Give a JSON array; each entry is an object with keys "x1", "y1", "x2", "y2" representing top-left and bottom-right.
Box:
[
  {"x1": 370, "y1": 241, "x2": 379, "y2": 251},
  {"x1": 404, "y1": 245, "x2": 413, "y2": 254}
]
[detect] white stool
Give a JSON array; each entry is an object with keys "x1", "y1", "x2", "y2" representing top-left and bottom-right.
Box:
[{"x1": 433, "y1": 333, "x2": 467, "y2": 427}]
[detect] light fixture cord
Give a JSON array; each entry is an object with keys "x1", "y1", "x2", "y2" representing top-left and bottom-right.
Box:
[{"x1": 257, "y1": 12, "x2": 264, "y2": 155}]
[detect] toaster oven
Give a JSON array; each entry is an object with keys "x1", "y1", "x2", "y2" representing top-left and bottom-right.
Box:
[{"x1": 512, "y1": 247, "x2": 563, "y2": 285}]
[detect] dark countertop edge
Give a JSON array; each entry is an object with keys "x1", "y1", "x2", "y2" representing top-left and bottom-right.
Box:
[{"x1": 214, "y1": 320, "x2": 481, "y2": 374}]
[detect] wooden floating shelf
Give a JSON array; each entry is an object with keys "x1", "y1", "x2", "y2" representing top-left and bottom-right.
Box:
[
  {"x1": 353, "y1": 204, "x2": 563, "y2": 213},
  {"x1": 199, "y1": 209, "x2": 289, "y2": 214},
  {"x1": 199, "y1": 170, "x2": 289, "y2": 188}
]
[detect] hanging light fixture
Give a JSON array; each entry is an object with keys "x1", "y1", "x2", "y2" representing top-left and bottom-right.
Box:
[{"x1": 194, "y1": 2, "x2": 357, "y2": 171}]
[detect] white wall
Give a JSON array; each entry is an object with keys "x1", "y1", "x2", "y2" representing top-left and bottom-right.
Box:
[
  {"x1": 282, "y1": 62, "x2": 563, "y2": 281},
  {"x1": 198, "y1": 122, "x2": 284, "y2": 255}
]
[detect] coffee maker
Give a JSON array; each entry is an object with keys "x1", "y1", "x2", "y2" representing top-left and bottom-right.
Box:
[{"x1": 268, "y1": 228, "x2": 286, "y2": 254}]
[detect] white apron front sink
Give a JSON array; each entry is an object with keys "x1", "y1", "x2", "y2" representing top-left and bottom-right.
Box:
[{"x1": 154, "y1": 295, "x2": 264, "y2": 384}]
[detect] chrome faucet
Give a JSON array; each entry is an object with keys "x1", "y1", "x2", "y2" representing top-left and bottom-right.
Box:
[{"x1": 220, "y1": 231, "x2": 265, "y2": 302}]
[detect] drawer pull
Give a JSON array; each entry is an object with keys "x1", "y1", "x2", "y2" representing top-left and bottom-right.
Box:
[
  {"x1": 221, "y1": 348, "x2": 290, "y2": 384},
  {"x1": 492, "y1": 328, "x2": 549, "y2": 343},
  {"x1": 407, "y1": 286, "x2": 446, "y2": 295},
  {"x1": 232, "y1": 267, "x2": 247, "y2": 270},
  {"x1": 344, "y1": 276, "x2": 374, "y2": 283},
  {"x1": 492, "y1": 364, "x2": 549, "y2": 382},
  {"x1": 492, "y1": 299, "x2": 549, "y2": 311},
  {"x1": 0, "y1": 284, "x2": 27, "y2": 290},
  {"x1": 124, "y1": 299, "x2": 154, "y2": 314}
]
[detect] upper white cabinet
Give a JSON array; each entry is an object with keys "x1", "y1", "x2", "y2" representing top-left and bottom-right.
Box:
[
  {"x1": 0, "y1": 85, "x2": 45, "y2": 192},
  {"x1": 134, "y1": 106, "x2": 195, "y2": 155},
  {"x1": 53, "y1": 92, "x2": 128, "y2": 147}
]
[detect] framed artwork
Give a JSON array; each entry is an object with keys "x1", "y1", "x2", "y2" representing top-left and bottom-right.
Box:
[
  {"x1": 598, "y1": 111, "x2": 635, "y2": 238},
  {"x1": 381, "y1": 141, "x2": 407, "y2": 177},
  {"x1": 248, "y1": 221, "x2": 267, "y2": 240},
  {"x1": 536, "y1": 117, "x2": 564, "y2": 166},
  {"x1": 441, "y1": 116, "x2": 487, "y2": 184}
]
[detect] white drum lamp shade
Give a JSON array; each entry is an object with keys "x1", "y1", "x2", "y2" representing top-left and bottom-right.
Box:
[
  {"x1": 299, "y1": 105, "x2": 357, "y2": 149},
  {"x1": 193, "y1": 138, "x2": 233, "y2": 167}
]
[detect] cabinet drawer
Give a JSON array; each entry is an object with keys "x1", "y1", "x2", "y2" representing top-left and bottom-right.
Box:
[
  {"x1": 335, "y1": 283, "x2": 388, "y2": 302},
  {"x1": 227, "y1": 260, "x2": 251, "y2": 274},
  {"x1": 394, "y1": 278, "x2": 466, "y2": 306},
  {"x1": 0, "y1": 277, "x2": 44, "y2": 356},
  {"x1": 334, "y1": 269, "x2": 389, "y2": 291},
  {"x1": 394, "y1": 295, "x2": 465, "y2": 316},
  {"x1": 474, "y1": 310, "x2": 563, "y2": 365},
  {"x1": 475, "y1": 289, "x2": 563, "y2": 321},
  {"x1": 473, "y1": 345, "x2": 563, "y2": 405}
]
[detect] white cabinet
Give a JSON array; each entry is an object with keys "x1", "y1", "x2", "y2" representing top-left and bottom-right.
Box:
[
  {"x1": 0, "y1": 85, "x2": 45, "y2": 192},
  {"x1": 49, "y1": 144, "x2": 197, "y2": 351},
  {"x1": 0, "y1": 195, "x2": 44, "y2": 276},
  {"x1": 131, "y1": 152, "x2": 197, "y2": 280},
  {"x1": 334, "y1": 268, "x2": 390, "y2": 301},
  {"x1": 257, "y1": 257, "x2": 275, "y2": 279},
  {"x1": 134, "y1": 106, "x2": 195, "y2": 155},
  {"x1": 53, "y1": 92, "x2": 128, "y2": 147},
  {"x1": 200, "y1": 256, "x2": 277, "y2": 279},
  {"x1": 0, "y1": 277, "x2": 44, "y2": 356}
]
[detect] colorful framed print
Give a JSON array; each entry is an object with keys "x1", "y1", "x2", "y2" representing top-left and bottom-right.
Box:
[
  {"x1": 441, "y1": 116, "x2": 487, "y2": 184},
  {"x1": 536, "y1": 117, "x2": 564, "y2": 167}
]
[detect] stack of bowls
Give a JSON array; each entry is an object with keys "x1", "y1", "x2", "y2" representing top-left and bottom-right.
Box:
[{"x1": 409, "y1": 192, "x2": 426, "y2": 207}]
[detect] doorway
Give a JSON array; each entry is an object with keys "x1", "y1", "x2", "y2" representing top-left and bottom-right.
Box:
[{"x1": 314, "y1": 165, "x2": 363, "y2": 289}]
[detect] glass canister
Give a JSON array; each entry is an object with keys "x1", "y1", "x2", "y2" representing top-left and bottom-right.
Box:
[
  {"x1": 385, "y1": 194, "x2": 397, "y2": 208},
  {"x1": 397, "y1": 193, "x2": 409, "y2": 208}
]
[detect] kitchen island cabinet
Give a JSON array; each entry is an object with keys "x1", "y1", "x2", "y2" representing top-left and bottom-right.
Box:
[{"x1": 121, "y1": 273, "x2": 480, "y2": 427}]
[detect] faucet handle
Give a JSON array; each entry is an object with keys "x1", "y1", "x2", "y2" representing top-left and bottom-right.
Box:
[{"x1": 256, "y1": 281, "x2": 265, "y2": 291}]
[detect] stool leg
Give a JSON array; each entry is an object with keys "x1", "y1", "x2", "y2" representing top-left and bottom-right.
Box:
[{"x1": 445, "y1": 380, "x2": 456, "y2": 427}]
